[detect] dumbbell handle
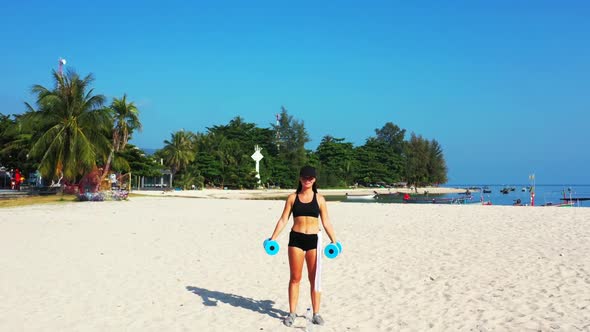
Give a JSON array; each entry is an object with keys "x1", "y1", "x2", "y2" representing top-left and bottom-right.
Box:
[
  {"x1": 324, "y1": 241, "x2": 343, "y2": 259},
  {"x1": 263, "y1": 238, "x2": 280, "y2": 255}
]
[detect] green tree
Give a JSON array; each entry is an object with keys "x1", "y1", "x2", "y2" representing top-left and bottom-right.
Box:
[
  {"x1": 404, "y1": 133, "x2": 430, "y2": 187},
  {"x1": 97, "y1": 94, "x2": 142, "y2": 190},
  {"x1": 208, "y1": 116, "x2": 275, "y2": 152},
  {"x1": 194, "y1": 132, "x2": 229, "y2": 186},
  {"x1": 375, "y1": 122, "x2": 406, "y2": 154},
  {"x1": 25, "y1": 70, "x2": 111, "y2": 183},
  {"x1": 0, "y1": 114, "x2": 25, "y2": 169},
  {"x1": 193, "y1": 116, "x2": 279, "y2": 189},
  {"x1": 271, "y1": 106, "x2": 310, "y2": 187},
  {"x1": 118, "y1": 144, "x2": 164, "y2": 188},
  {"x1": 1, "y1": 112, "x2": 42, "y2": 176},
  {"x1": 205, "y1": 117, "x2": 274, "y2": 188},
  {"x1": 315, "y1": 136, "x2": 355, "y2": 187},
  {"x1": 118, "y1": 145, "x2": 162, "y2": 177},
  {"x1": 353, "y1": 138, "x2": 390, "y2": 184},
  {"x1": 426, "y1": 139, "x2": 448, "y2": 185},
  {"x1": 0, "y1": 114, "x2": 15, "y2": 157},
  {"x1": 161, "y1": 130, "x2": 195, "y2": 187},
  {"x1": 373, "y1": 122, "x2": 406, "y2": 182}
]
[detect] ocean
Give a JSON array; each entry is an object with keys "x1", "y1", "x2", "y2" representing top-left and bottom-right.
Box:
[
  {"x1": 340, "y1": 185, "x2": 590, "y2": 207},
  {"x1": 454, "y1": 184, "x2": 590, "y2": 207}
]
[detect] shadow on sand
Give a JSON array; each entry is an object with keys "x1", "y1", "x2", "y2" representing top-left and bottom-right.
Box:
[{"x1": 186, "y1": 286, "x2": 288, "y2": 319}]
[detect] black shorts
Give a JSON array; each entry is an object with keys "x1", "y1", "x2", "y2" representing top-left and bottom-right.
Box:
[{"x1": 288, "y1": 231, "x2": 318, "y2": 251}]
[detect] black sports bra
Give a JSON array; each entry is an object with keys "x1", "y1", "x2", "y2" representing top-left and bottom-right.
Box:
[{"x1": 292, "y1": 192, "x2": 320, "y2": 218}]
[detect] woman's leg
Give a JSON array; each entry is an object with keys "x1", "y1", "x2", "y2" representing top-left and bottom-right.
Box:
[
  {"x1": 305, "y1": 249, "x2": 321, "y2": 313},
  {"x1": 288, "y1": 246, "x2": 305, "y2": 313}
]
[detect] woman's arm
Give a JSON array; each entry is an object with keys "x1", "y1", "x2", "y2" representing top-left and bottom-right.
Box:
[
  {"x1": 269, "y1": 193, "x2": 295, "y2": 240},
  {"x1": 318, "y1": 194, "x2": 337, "y2": 243}
]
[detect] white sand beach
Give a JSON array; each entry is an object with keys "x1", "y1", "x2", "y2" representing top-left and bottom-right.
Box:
[{"x1": 1, "y1": 195, "x2": 589, "y2": 331}]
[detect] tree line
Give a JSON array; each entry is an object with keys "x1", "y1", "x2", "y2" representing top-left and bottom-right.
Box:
[{"x1": 0, "y1": 70, "x2": 448, "y2": 190}]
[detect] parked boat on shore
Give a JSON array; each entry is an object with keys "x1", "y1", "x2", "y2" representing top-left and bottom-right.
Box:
[
  {"x1": 374, "y1": 191, "x2": 403, "y2": 200},
  {"x1": 403, "y1": 196, "x2": 471, "y2": 204},
  {"x1": 345, "y1": 192, "x2": 377, "y2": 200},
  {"x1": 370, "y1": 190, "x2": 473, "y2": 205}
]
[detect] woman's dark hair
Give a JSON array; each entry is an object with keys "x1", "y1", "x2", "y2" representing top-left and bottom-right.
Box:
[{"x1": 296, "y1": 180, "x2": 318, "y2": 194}]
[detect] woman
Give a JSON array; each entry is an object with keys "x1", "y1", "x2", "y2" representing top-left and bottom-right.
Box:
[{"x1": 268, "y1": 166, "x2": 337, "y2": 327}]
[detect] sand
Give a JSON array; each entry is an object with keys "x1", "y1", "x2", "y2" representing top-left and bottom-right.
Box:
[{"x1": 1, "y1": 194, "x2": 589, "y2": 331}]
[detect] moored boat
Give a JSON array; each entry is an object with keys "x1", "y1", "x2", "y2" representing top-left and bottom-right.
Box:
[
  {"x1": 345, "y1": 192, "x2": 377, "y2": 200},
  {"x1": 543, "y1": 201, "x2": 576, "y2": 207},
  {"x1": 403, "y1": 196, "x2": 471, "y2": 204},
  {"x1": 374, "y1": 191, "x2": 402, "y2": 200}
]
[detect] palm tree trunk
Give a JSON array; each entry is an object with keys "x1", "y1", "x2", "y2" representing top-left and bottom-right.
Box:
[{"x1": 95, "y1": 150, "x2": 114, "y2": 192}]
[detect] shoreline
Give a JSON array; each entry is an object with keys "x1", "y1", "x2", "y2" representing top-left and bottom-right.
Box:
[{"x1": 132, "y1": 186, "x2": 467, "y2": 200}]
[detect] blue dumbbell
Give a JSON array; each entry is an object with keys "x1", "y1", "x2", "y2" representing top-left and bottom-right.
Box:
[
  {"x1": 324, "y1": 241, "x2": 343, "y2": 259},
  {"x1": 263, "y1": 238, "x2": 280, "y2": 255}
]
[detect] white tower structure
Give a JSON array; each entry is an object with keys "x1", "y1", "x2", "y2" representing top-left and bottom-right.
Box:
[
  {"x1": 58, "y1": 58, "x2": 66, "y2": 76},
  {"x1": 251, "y1": 145, "x2": 264, "y2": 187},
  {"x1": 275, "y1": 113, "x2": 281, "y2": 150}
]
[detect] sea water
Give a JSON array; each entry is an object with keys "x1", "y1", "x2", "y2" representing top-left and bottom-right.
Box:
[
  {"x1": 339, "y1": 184, "x2": 590, "y2": 207},
  {"x1": 450, "y1": 184, "x2": 590, "y2": 207}
]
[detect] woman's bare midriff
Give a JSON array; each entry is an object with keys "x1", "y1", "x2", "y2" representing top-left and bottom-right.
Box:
[{"x1": 292, "y1": 216, "x2": 320, "y2": 234}]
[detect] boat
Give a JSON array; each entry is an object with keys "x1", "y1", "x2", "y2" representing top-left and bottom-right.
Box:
[
  {"x1": 374, "y1": 191, "x2": 403, "y2": 200},
  {"x1": 357, "y1": 191, "x2": 473, "y2": 205},
  {"x1": 466, "y1": 198, "x2": 492, "y2": 205},
  {"x1": 403, "y1": 196, "x2": 471, "y2": 204},
  {"x1": 513, "y1": 198, "x2": 525, "y2": 206},
  {"x1": 345, "y1": 192, "x2": 377, "y2": 201},
  {"x1": 482, "y1": 186, "x2": 492, "y2": 194},
  {"x1": 543, "y1": 201, "x2": 576, "y2": 207},
  {"x1": 559, "y1": 197, "x2": 590, "y2": 201},
  {"x1": 541, "y1": 188, "x2": 585, "y2": 207}
]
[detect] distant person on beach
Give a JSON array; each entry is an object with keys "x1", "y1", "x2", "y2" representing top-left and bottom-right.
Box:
[
  {"x1": 268, "y1": 166, "x2": 338, "y2": 327},
  {"x1": 14, "y1": 169, "x2": 21, "y2": 190}
]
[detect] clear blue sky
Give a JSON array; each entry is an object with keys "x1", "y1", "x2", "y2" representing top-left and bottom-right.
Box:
[{"x1": 1, "y1": 1, "x2": 589, "y2": 184}]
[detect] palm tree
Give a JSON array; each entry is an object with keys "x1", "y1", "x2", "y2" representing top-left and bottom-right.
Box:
[
  {"x1": 161, "y1": 130, "x2": 195, "y2": 187},
  {"x1": 96, "y1": 94, "x2": 142, "y2": 191},
  {"x1": 111, "y1": 95, "x2": 142, "y2": 151},
  {"x1": 26, "y1": 70, "x2": 111, "y2": 183}
]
